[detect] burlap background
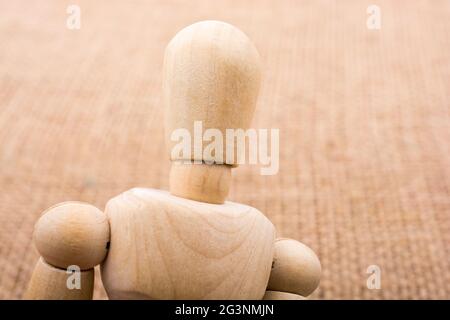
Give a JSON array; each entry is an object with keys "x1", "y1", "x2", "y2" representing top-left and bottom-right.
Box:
[{"x1": 0, "y1": 0, "x2": 449, "y2": 299}]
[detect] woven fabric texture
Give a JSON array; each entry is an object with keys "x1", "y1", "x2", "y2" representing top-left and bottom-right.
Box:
[{"x1": 0, "y1": 0, "x2": 449, "y2": 299}]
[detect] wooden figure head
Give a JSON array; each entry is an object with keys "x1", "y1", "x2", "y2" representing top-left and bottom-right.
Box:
[{"x1": 163, "y1": 20, "x2": 262, "y2": 203}]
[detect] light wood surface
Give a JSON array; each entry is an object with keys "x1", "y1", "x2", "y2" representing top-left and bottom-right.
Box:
[
  {"x1": 33, "y1": 202, "x2": 110, "y2": 270},
  {"x1": 169, "y1": 162, "x2": 232, "y2": 204},
  {"x1": 164, "y1": 20, "x2": 262, "y2": 203},
  {"x1": 263, "y1": 291, "x2": 307, "y2": 300},
  {"x1": 24, "y1": 258, "x2": 94, "y2": 300},
  {"x1": 268, "y1": 238, "x2": 321, "y2": 297},
  {"x1": 101, "y1": 188, "x2": 275, "y2": 299},
  {"x1": 164, "y1": 20, "x2": 261, "y2": 167}
]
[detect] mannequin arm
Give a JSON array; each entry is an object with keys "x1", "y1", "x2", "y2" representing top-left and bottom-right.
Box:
[
  {"x1": 24, "y1": 202, "x2": 110, "y2": 300},
  {"x1": 263, "y1": 238, "x2": 321, "y2": 300}
]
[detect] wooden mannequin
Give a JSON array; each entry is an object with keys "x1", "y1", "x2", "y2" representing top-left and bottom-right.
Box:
[
  {"x1": 101, "y1": 21, "x2": 274, "y2": 299},
  {"x1": 24, "y1": 21, "x2": 321, "y2": 300}
]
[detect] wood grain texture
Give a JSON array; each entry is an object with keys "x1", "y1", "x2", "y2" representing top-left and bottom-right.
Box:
[
  {"x1": 169, "y1": 162, "x2": 232, "y2": 204},
  {"x1": 0, "y1": 0, "x2": 449, "y2": 299},
  {"x1": 268, "y1": 238, "x2": 321, "y2": 297},
  {"x1": 33, "y1": 202, "x2": 110, "y2": 270},
  {"x1": 164, "y1": 20, "x2": 261, "y2": 166},
  {"x1": 101, "y1": 188, "x2": 275, "y2": 299},
  {"x1": 263, "y1": 291, "x2": 307, "y2": 300},
  {"x1": 24, "y1": 258, "x2": 94, "y2": 300}
]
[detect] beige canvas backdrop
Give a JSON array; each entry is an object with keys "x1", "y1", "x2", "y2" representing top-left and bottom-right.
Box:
[{"x1": 0, "y1": 0, "x2": 449, "y2": 299}]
